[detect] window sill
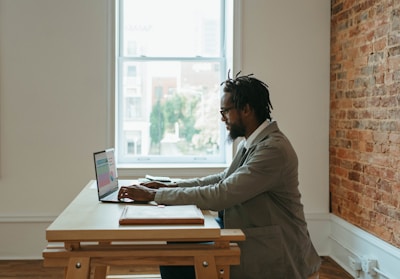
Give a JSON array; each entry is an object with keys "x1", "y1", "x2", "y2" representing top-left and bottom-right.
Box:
[{"x1": 117, "y1": 163, "x2": 227, "y2": 179}]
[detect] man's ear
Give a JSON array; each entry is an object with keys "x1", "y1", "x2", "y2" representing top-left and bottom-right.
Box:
[{"x1": 242, "y1": 103, "x2": 252, "y2": 115}]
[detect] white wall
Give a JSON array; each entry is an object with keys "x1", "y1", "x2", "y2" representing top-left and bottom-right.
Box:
[
  {"x1": 240, "y1": 0, "x2": 331, "y2": 214},
  {"x1": 0, "y1": 0, "x2": 331, "y2": 259},
  {"x1": 0, "y1": 0, "x2": 110, "y2": 258}
]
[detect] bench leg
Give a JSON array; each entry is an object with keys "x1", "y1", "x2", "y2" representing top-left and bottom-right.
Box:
[
  {"x1": 93, "y1": 266, "x2": 109, "y2": 279},
  {"x1": 194, "y1": 255, "x2": 218, "y2": 279},
  {"x1": 65, "y1": 257, "x2": 90, "y2": 279}
]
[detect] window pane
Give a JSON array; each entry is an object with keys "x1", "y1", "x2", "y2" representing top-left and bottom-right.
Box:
[
  {"x1": 118, "y1": 61, "x2": 224, "y2": 162},
  {"x1": 122, "y1": 0, "x2": 221, "y2": 57}
]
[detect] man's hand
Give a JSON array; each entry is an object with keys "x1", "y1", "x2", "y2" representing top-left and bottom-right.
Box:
[{"x1": 118, "y1": 184, "x2": 157, "y2": 202}]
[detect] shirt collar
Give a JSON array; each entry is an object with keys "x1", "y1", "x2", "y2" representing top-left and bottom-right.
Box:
[{"x1": 244, "y1": 119, "x2": 270, "y2": 149}]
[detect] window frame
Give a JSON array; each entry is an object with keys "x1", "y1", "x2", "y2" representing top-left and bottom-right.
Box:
[{"x1": 108, "y1": 0, "x2": 241, "y2": 174}]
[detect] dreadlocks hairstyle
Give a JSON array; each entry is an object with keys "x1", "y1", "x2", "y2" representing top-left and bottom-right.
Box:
[{"x1": 221, "y1": 70, "x2": 273, "y2": 122}]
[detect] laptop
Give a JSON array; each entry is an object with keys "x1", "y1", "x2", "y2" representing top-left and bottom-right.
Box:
[{"x1": 93, "y1": 148, "x2": 134, "y2": 203}]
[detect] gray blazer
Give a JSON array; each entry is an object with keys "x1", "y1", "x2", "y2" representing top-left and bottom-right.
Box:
[{"x1": 155, "y1": 121, "x2": 321, "y2": 279}]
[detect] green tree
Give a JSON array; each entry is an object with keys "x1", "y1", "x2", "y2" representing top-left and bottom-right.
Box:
[
  {"x1": 149, "y1": 100, "x2": 165, "y2": 152},
  {"x1": 164, "y1": 93, "x2": 199, "y2": 142},
  {"x1": 180, "y1": 96, "x2": 199, "y2": 142}
]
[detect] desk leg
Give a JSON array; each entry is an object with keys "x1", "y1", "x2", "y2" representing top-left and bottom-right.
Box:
[
  {"x1": 194, "y1": 255, "x2": 218, "y2": 279},
  {"x1": 93, "y1": 266, "x2": 109, "y2": 279},
  {"x1": 65, "y1": 257, "x2": 90, "y2": 279}
]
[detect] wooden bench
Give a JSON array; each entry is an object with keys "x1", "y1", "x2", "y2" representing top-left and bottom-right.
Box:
[{"x1": 43, "y1": 229, "x2": 244, "y2": 279}]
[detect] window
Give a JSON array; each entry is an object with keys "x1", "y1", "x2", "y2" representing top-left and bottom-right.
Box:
[{"x1": 116, "y1": 0, "x2": 233, "y2": 165}]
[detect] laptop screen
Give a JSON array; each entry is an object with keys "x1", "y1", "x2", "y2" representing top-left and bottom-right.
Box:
[{"x1": 93, "y1": 149, "x2": 118, "y2": 198}]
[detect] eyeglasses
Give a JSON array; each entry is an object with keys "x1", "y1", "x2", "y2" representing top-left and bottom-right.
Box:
[{"x1": 220, "y1": 106, "x2": 234, "y2": 117}]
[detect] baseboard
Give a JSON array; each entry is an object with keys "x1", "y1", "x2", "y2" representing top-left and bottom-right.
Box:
[
  {"x1": 329, "y1": 214, "x2": 400, "y2": 279},
  {"x1": 0, "y1": 218, "x2": 53, "y2": 260},
  {"x1": 0, "y1": 215, "x2": 56, "y2": 223}
]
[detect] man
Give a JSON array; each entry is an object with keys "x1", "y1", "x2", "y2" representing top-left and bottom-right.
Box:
[{"x1": 118, "y1": 73, "x2": 321, "y2": 279}]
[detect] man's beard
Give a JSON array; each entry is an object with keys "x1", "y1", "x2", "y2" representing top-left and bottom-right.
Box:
[{"x1": 227, "y1": 119, "x2": 246, "y2": 142}]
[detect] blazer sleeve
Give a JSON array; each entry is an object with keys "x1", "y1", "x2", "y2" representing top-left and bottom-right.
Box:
[
  {"x1": 155, "y1": 137, "x2": 296, "y2": 211},
  {"x1": 173, "y1": 170, "x2": 226, "y2": 188}
]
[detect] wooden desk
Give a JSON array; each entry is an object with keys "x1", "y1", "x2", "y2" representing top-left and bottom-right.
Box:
[{"x1": 43, "y1": 180, "x2": 245, "y2": 279}]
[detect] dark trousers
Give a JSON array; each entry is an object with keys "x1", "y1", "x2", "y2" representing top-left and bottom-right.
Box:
[
  {"x1": 160, "y1": 266, "x2": 196, "y2": 279},
  {"x1": 159, "y1": 217, "x2": 224, "y2": 279}
]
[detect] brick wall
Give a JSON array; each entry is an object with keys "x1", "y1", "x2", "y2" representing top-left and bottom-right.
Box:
[{"x1": 330, "y1": 0, "x2": 400, "y2": 248}]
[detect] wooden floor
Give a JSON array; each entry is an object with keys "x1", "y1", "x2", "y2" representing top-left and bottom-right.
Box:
[{"x1": 0, "y1": 256, "x2": 352, "y2": 279}]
